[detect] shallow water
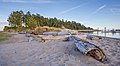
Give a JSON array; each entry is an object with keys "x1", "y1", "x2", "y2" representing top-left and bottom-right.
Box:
[{"x1": 84, "y1": 32, "x2": 120, "y2": 39}]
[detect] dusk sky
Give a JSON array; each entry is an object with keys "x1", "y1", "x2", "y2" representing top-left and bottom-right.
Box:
[{"x1": 0, "y1": 0, "x2": 120, "y2": 30}]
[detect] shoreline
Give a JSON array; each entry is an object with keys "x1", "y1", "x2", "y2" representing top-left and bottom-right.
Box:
[
  {"x1": 80, "y1": 32, "x2": 120, "y2": 40},
  {"x1": 97, "y1": 35, "x2": 120, "y2": 40},
  {"x1": 85, "y1": 33, "x2": 120, "y2": 40}
]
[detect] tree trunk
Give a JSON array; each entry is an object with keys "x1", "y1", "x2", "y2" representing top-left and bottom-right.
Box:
[{"x1": 68, "y1": 36, "x2": 106, "y2": 62}]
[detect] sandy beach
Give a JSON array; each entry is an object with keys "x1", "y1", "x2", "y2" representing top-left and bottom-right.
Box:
[{"x1": 0, "y1": 33, "x2": 120, "y2": 66}]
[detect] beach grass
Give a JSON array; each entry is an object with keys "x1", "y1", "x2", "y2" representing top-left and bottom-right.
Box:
[{"x1": 0, "y1": 32, "x2": 12, "y2": 42}]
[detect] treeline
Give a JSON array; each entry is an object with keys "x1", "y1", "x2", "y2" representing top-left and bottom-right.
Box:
[{"x1": 4, "y1": 10, "x2": 92, "y2": 32}]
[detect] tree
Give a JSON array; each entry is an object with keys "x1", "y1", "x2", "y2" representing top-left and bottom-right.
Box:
[
  {"x1": 24, "y1": 11, "x2": 31, "y2": 27},
  {"x1": 7, "y1": 11, "x2": 24, "y2": 28},
  {"x1": 27, "y1": 16, "x2": 37, "y2": 29},
  {"x1": 35, "y1": 13, "x2": 41, "y2": 26}
]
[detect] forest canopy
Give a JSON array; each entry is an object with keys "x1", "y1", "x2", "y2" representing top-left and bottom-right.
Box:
[{"x1": 4, "y1": 11, "x2": 93, "y2": 32}]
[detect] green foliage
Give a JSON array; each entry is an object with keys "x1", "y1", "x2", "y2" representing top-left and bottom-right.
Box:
[
  {"x1": 27, "y1": 16, "x2": 37, "y2": 29},
  {"x1": 5, "y1": 10, "x2": 93, "y2": 32},
  {"x1": 0, "y1": 33, "x2": 12, "y2": 42},
  {"x1": 7, "y1": 11, "x2": 24, "y2": 27},
  {"x1": 3, "y1": 26, "x2": 10, "y2": 31}
]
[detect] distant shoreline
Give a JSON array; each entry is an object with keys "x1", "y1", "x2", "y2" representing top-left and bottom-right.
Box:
[
  {"x1": 81, "y1": 32, "x2": 120, "y2": 40},
  {"x1": 89, "y1": 34, "x2": 120, "y2": 40}
]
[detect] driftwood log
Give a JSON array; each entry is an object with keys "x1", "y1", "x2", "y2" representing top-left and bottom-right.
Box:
[{"x1": 68, "y1": 36, "x2": 106, "y2": 62}]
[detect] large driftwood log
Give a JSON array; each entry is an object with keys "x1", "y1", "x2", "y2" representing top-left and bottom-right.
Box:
[{"x1": 68, "y1": 36, "x2": 106, "y2": 62}]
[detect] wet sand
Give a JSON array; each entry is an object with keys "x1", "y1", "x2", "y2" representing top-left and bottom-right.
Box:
[{"x1": 0, "y1": 33, "x2": 120, "y2": 66}]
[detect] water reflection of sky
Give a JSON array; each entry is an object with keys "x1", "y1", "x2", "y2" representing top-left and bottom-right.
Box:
[{"x1": 90, "y1": 32, "x2": 120, "y2": 39}]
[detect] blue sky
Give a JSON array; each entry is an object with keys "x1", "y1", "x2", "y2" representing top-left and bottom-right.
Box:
[{"x1": 0, "y1": 0, "x2": 120, "y2": 30}]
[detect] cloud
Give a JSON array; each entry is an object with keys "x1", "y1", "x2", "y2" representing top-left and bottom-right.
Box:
[
  {"x1": 0, "y1": 21, "x2": 8, "y2": 25},
  {"x1": 110, "y1": 8, "x2": 120, "y2": 15},
  {"x1": 0, "y1": 22, "x2": 8, "y2": 31},
  {"x1": 1, "y1": 0, "x2": 54, "y2": 3},
  {"x1": 92, "y1": 5, "x2": 106, "y2": 14},
  {"x1": 58, "y1": 3, "x2": 87, "y2": 15}
]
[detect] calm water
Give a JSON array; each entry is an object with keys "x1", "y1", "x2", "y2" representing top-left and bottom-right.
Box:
[{"x1": 88, "y1": 32, "x2": 120, "y2": 39}]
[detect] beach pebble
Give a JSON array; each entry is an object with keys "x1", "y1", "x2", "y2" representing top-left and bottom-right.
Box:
[
  {"x1": 63, "y1": 54, "x2": 69, "y2": 62},
  {"x1": 112, "y1": 53, "x2": 116, "y2": 56},
  {"x1": 115, "y1": 62, "x2": 120, "y2": 66}
]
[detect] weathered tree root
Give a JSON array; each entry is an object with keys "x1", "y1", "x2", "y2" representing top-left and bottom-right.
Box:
[{"x1": 87, "y1": 47, "x2": 106, "y2": 62}]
